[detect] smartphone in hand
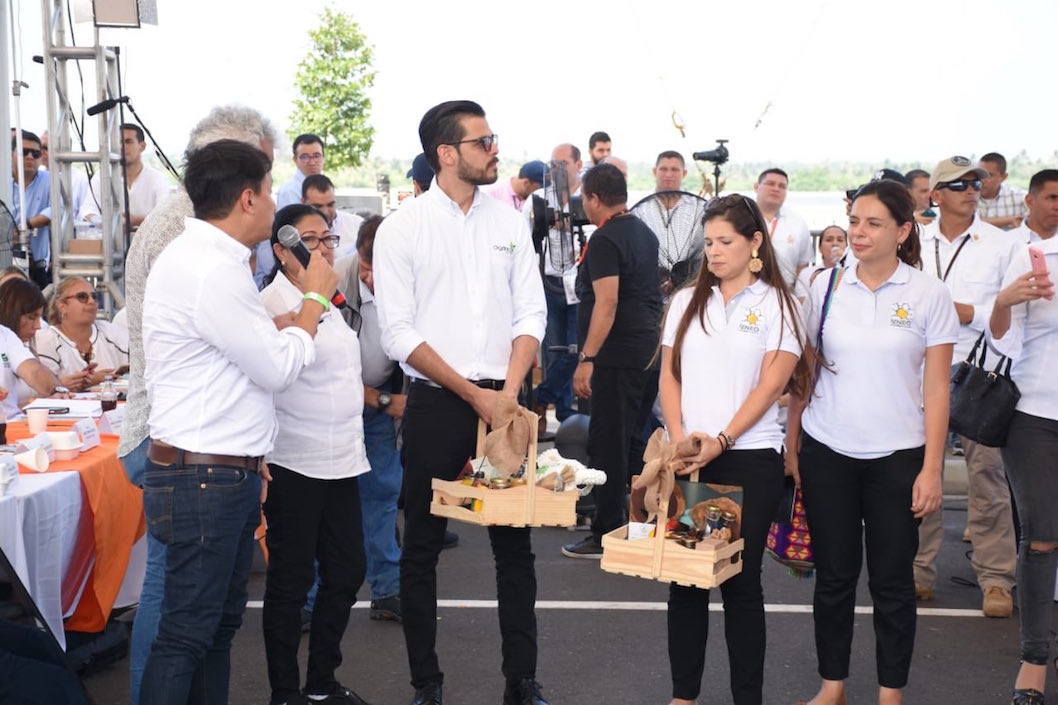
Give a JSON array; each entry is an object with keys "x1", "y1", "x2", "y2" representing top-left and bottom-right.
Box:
[{"x1": 1027, "y1": 245, "x2": 1053, "y2": 300}]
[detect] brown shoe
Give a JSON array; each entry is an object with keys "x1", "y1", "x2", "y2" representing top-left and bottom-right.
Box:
[
  {"x1": 982, "y1": 586, "x2": 1013, "y2": 618},
  {"x1": 914, "y1": 582, "x2": 935, "y2": 601}
]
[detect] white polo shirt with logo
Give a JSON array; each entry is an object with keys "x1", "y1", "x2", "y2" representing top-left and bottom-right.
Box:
[
  {"x1": 802, "y1": 261, "x2": 959, "y2": 459},
  {"x1": 662, "y1": 279, "x2": 805, "y2": 451},
  {"x1": 765, "y1": 208, "x2": 814, "y2": 288}
]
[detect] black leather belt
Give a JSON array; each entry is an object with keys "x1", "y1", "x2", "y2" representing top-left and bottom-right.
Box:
[
  {"x1": 409, "y1": 378, "x2": 505, "y2": 391},
  {"x1": 148, "y1": 441, "x2": 261, "y2": 473}
]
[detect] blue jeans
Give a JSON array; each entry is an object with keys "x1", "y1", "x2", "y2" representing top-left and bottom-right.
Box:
[
  {"x1": 535, "y1": 281, "x2": 577, "y2": 420},
  {"x1": 119, "y1": 438, "x2": 164, "y2": 705},
  {"x1": 139, "y1": 459, "x2": 261, "y2": 705},
  {"x1": 359, "y1": 404, "x2": 403, "y2": 600}
]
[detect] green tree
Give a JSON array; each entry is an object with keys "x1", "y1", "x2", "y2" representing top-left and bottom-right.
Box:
[{"x1": 289, "y1": 7, "x2": 376, "y2": 169}]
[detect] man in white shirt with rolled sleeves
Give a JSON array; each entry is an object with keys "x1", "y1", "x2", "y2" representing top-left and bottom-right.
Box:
[
  {"x1": 373, "y1": 100, "x2": 548, "y2": 705},
  {"x1": 913, "y1": 155, "x2": 1019, "y2": 618},
  {"x1": 139, "y1": 139, "x2": 338, "y2": 705}
]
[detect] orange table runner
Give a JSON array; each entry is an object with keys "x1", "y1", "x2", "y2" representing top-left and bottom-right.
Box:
[{"x1": 12, "y1": 419, "x2": 145, "y2": 632}]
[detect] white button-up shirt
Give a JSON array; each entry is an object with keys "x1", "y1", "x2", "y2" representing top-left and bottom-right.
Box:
[
  {"x1": 662, "y1": 280, "x2": 805, "y2": 451},
  {"x1": 989, "y1": 237, "x2": 1058, "y2": 421},
  {"x1": 143, "y1": 217, "x2": 316, "y2": 456},
  {"x1": 260, "y1": 274, "x2": 370, "y2": 479},
  {"x1": 802, "y1": 261, "x2": 959, "y2": 459},
  {"x1": 919, "y1": 215, "x2": 1018, "y2": 361},
  {"x1": 374, "y1": 184, "x2": 546, "y2": 383},
  {"x1": 765, "y1": 208, "x2": 814, "y2": 288}
]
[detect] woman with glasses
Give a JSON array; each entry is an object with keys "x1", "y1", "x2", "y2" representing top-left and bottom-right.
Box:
[
  {"x1": 660, "y1": 194, "x2": 809, "y2": 705},
  {"x1": 786, "y1": 180, "x2": 958, "y2": 705},
  {"x1": 258, "y1": 204, "x2": 372, "y2": 705},
  {"x1": 35, "y1": 277, "x2": 128, "y2": 392}
]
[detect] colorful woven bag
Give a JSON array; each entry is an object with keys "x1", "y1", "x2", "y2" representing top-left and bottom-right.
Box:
[{"x1": 766, "y1": 484, "x2": 814, "y2": 578}]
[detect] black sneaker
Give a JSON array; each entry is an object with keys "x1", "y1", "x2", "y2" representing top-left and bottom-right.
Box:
[
  {"x1": 441, "y1": 530, "x2": 459, "y2": 549},
  {"x1": 270, "y1": 693, "x2": 308, "y2": 705},
  {"x1": 304, "y1": 684, "x2": 370, "y2": 705},
  {"x1": 503, "y1": 677, "x2": 549, "y2": 705},
  {"x1": 411, "y1": 682, "x2": 442, "y2": 705},
  {"x1": 369, "y1": 595, "x2": 402, "y2": 622},
  {"x1": 561, "y1": 535, "x2": 602, "y2": 559}
]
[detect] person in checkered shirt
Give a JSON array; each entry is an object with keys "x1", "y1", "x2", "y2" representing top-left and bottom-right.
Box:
[{"x1": 978, "y1": 152, "x2": 1028, "y2": 230}]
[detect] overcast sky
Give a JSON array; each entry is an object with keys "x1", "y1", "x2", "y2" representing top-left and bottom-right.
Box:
[{"x1": 6, "y1": 0, "x2": 1056, "y2": 168}]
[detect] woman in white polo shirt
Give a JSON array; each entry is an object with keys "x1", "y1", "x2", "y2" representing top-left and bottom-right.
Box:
[
  {"x1": 660, "y1": 194, "x2": 810, "y2": 705},
  {"x1": 787, "y1": 180, "x2": 958, "y2": 705},
  {"x1": 259, "y1": 204, "x2": 372, "y2": 705},
  {"x1": 989, "y1": 235, "x2": 1058, "y2": 705}
]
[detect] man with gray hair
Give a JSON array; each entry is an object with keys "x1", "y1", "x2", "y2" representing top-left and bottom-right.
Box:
[{"x1": 117, "y1": 105, "x2": 277, "y2": 705}]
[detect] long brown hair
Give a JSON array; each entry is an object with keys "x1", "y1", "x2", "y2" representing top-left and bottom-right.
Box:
[
  {"x1": 667, "y1": 194, "x2": 811, "y2": 400},
  {"x1": 852, "y1": 180, "x2": 922, "y2": 268}
]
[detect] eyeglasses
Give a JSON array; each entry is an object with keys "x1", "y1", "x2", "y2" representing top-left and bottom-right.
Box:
[
  {"x1": 296, "y1": 153, "x2": 324, "y2": 163},
  {"x1": 447, "y1": 134, "x2": 498, "y2": 152},
  {"x1": 938, "y1": 179, "x2": 982, "y2": 192},
  {"x1": 22, "y1": 148, "x2": 42, "y2": 159},
  {"x1": 301, "y1": 234, "x2": 340, "y2": 250},
  {"x1": 65, "y1": 291, "x2": 100, "y2": 304}
]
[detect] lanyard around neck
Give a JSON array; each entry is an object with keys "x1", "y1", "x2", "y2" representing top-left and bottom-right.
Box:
[{"x1": 934, "y1": 234, "x2": 971, "y2": 282}]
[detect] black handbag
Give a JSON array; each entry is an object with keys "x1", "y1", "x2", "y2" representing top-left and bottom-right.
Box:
[{"x1": 948, "y1": 332, "x2": 1021, "y2": 447}]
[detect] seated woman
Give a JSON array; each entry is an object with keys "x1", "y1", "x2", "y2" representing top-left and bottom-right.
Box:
[
  {"x1": 0, "y1": 279, "x2": 68, "y2": 413},
  {"x1": 34, "y1": 277, "x2": 128, "y2": 392}
]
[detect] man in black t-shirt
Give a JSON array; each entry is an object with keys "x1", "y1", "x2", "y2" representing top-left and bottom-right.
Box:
[{"x1": 562, "y1": 163, "x2": 663, "y2": 558}]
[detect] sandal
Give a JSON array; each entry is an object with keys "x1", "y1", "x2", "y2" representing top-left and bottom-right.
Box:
[{"x1": 1012, "y1": 688, "x2": 1045, "y2": 705}]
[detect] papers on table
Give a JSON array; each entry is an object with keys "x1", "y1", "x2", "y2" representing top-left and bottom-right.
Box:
[{"x1": 21, "y1": 398, "x2": 103, "y2": 419}]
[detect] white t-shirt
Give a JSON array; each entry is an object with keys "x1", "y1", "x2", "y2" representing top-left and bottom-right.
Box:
[
  {"x1": 662, "y1": 280, "x2": 805, "y2": 451},
  {"x1": 260, "y1": 274, "x2": 371, "y2": 480},
  {"x1": 802, "y1": 261, "x2": 959, "y2": 459},
  {"x1": 0, "y1": 326, "x2": 37, "y2": 418},
  {"x1": 765, "y1": 209, "x2": 814, "y2": 288},
  {"x1": 79, "y1": 164, "x2": 172, "y2": 222},
  {"x1": 34, "y1": 319, "x2": 129, "y2": 378}
]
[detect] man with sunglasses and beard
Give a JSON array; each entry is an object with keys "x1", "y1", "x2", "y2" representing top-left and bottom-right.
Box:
[
  {"x1": 9, "y1": 131, "x2": 52, "y2": 288},
  {"x1": 373, "y1": 100, "x2": 548, "y2": 705},
  {"x1": 912, "y1": 156, "x2": 1020, "y2": 619}
]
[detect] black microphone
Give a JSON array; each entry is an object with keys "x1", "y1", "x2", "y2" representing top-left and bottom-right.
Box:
[
  {"x1": 86, "y1": 96, "x2": 129, "y2": 116},
  {"x1": 276, "y1": 225, "x2": 349, "y2": 309}
]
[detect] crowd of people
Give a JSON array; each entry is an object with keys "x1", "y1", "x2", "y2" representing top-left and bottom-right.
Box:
[{"x1": 4, "y1": 101, "x2": 1057, "y2": 705}]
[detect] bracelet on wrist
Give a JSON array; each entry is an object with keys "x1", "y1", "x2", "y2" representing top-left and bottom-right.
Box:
[
  {"x1": 303, "y1": 292, "x2": 331, "y2": 311},
  {"x1": 718, "y1": 430, "x2": 735, "y2": 452}
]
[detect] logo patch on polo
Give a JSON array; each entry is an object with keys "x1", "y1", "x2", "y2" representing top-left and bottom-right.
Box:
[
  {"x1": 890, "y1": 303, "x2": 913, "y2": 328},
  {"x1": 739, "y1": 308, "x2": 763, "y2": 334},
  {"x1": 493, "y1": 242, "x2": 516, "y2": 254}
]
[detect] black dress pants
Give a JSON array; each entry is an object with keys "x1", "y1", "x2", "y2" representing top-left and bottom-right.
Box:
[
  {"x1": 799, "y1": 434, "x2": 923, "y2": 689},
  {"x1": 667, "y1": 448, "x2": 785, "y2": 704},
  {"x1": 262, "y1": 465, "x2": 365, "y2": 699},
  {"x1": 400, "y1": 384, "x2": 538, "y2": 689}
]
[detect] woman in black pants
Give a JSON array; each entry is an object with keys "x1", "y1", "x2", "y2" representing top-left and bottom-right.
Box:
[
  {"x1": 787, "y1": 180, "x2": 958, "y2": 705},
  {"x1": 659, "y1": 194, "x2": 809, "y2": 705}
]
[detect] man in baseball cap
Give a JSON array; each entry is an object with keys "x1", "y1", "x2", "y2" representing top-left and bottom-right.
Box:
[
  {"x1": 407, "y1": 153, "x2": 434, "y2": 196},
  {"x1": 485, "y1": 159, "x2": 546, "y2": 211},
  {"x1": 928, "y1": 155, "x2": 988, "y2": 192}
]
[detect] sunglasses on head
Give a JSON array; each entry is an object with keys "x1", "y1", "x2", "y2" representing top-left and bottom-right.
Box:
[
  {"x1": 22, "y1": 148, "x2": 42, "y2": 159},
  {"x1": 66, "y1": 291, "x2": 100, "y2": 304},
  {"x1": 938, "y1": 179, "x2": 982, "y2": 193}
]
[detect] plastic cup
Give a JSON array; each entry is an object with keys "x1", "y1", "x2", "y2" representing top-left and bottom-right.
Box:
[{"x1": 27, "y1": 408, "x2": 50, "y2": 435}]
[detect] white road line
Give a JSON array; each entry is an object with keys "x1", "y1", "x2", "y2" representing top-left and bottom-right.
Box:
[{"x1": 243, "y1": 600, "x2": 983, "y2": 617}]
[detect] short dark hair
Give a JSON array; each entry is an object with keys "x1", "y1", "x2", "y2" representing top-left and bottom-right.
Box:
[
  {"x1": 183, "y1": 139, "x2": 272, "y2": 221},
  {"x1": 0, "y1": 278, "x2": 46, "y2": 341},
  {"x1": 12, "y1": 130, "x2": 40, "y2": 150},
  {"x1": 1028, "y1": 169, "x2": 1058, "y2": 195},
  {"x1": 302, "y1": 173, "x2": 335, "y2": 199},
  {"x1": 655, "y1": 150, "x2": 685, "y2": 167},
  {"x1": 418, "y1": 100, "x2": 485, "y2": 172},
  {"x1": 292, "y1": 133, "x2": 324, "y2": 154},
  {"x1": 757, "y1": 168, "x2": 788, "y2": 184},
  {"x1": 264, "y1": 203, "x2": 330, "y2": 286},
  {"x1": 120, "y1": 123, "x2": 145, "y2": 143},
  {"x1": 980, "y1": 152, "x2": 1007, "y2": 174},
  {"x1": 356, "y1": 215, "x2": 384, "y2": 263},
  {"x1": 905, "y1": 168, "x2": 930, "y2": 183},
  {"x1": 589, "y1": 131, "x2": 611, "y2": 149},
  {"x1": 581, "y1": 164, "x2": 627, "y2": 207}
]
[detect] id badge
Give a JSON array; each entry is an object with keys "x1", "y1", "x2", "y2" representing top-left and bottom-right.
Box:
[{"x1": 563, "y1": 269, "x2": 580, "y2": 305}]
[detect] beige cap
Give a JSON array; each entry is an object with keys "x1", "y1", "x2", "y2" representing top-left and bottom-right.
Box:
[{"x1": 929, "y1": 156, "x2": 988, "y2": 191}]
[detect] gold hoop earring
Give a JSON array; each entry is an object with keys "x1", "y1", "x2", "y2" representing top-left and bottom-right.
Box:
[{"x1": 748, "y1": 249, "x2": 763, "y2": 274}]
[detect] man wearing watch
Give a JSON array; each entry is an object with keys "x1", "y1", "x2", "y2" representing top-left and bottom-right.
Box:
[{"x1": 564, "y1": 164, "x2": 663, "y2": 559}]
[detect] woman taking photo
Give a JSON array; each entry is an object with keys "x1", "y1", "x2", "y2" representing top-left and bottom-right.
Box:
[
  {"x1": 787, "y1": 180, "x2": 958, "y2": 705},
  {"x1": 796, "y1": 225, "x2": 848, "y2": 300},
  {"x1": 259, "y1": 204, "x2": 372, "y2": 705},
  {"x1": 989, "y1": 221, "x2": 1057, "y2": 705},
  {"x1": 35, "y1": 276, "x2": 128, "y2": 391},
  {"x1": 659, "y1": 194, "x2": 809, "y2": 705}
]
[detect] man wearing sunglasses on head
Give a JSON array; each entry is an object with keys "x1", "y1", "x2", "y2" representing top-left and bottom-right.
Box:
[
  {"x1": 9, "y1": 130, "x2": 52, "y2": 288},
  {"x1": 913, "y1": 155, "x2": 1021, "y2": 619}
]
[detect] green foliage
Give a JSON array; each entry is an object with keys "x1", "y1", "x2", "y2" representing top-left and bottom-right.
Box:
[{"x1": 289, "y1": 7, "x2": 376, "y2": 170}]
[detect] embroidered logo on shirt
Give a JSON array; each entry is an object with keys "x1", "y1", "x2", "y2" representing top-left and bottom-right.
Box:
[
  {"x1": 493, "y1": 242, "x2": 516, "y2": 254},
  {"x1": 739, "y1": 308, "x2": 764, "y2": 334},
  {"x1": 890, "y1": 303, "x2": 913, "y2": 328},
  {"x1": 0, "y1": 353, "x2": 8, "y2": 368}
]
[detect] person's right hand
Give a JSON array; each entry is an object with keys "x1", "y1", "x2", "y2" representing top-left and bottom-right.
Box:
[
  {"x1": 385, "y1": 394, "x2": 407, "y2": 420},
  {"x1": 996, "y1": 270, "x2": 1054, "y2": 308},
  {"x1": 468, "y1": 386, "x2": 499, "y2": 426},
  {"x1": 295, "y1": 250, "x2": 339, "y2": 303},
  {"x1": 61, "y1": 370, "x2": 93, "y2": 392},
  {"x1": 86, "y1": 367, "x2": 117, "y2": 388}
]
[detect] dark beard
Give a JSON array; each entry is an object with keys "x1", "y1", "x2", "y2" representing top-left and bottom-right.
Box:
[{"x1": 457, "y1": 157, "x2": 498, "y2": 186}]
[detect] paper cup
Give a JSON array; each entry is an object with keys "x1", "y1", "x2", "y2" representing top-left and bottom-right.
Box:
[
  {"x1": 27, "y1": 408, "x2": 50, "y2": 435},
  {"x1": 14, "y1": 447, "x2": 49, "y2": 472}
]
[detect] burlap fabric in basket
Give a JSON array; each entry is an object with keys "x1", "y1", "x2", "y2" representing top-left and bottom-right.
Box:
[
  {"x1": 631, "y1": 428, "x2": 707, "y2": 523},
  {"x1": 483, "y1": 396, "x2": 536, "y2": 478}
]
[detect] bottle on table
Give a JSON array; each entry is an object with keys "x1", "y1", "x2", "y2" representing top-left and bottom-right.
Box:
[{"x1": 100, "y1": 376, "x2": 118, "y2": 413}]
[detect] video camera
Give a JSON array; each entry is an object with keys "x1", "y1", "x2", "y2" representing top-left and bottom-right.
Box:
[{"x1": 692, "y1": 139, "x2": 729, "y2": 165}]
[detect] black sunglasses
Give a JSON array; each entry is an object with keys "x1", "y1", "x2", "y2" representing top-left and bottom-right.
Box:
[
  {"x1": 938, "y1": 179, "x2": 982, "y2": 193},
  {"x1": 66, "y1": 291, "x2": 100, "y2": 304},
  {"x1": 447, "y1": 134, "x2": 498, "y2": 152},
  {"x1": 22, "y1": 148, "x2": 42, "y2": 159}
]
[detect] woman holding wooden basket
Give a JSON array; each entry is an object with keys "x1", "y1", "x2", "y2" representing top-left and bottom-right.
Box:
[{"x1": 659, "y1": 194, "x2": 810, "y2": 705}]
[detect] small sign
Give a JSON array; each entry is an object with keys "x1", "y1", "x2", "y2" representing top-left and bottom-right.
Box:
[
  {"x1": 563, "y1": 270, "x2": 580, "y2": 305},
  {"x1": 98, "y1": 407, "x2": 125, "y2": 436},
  {"x1": 18, "y1": 433, "x2": 55, "y2": 462},
  {"x1": 74, "y1": 418, "x2": 101, "y2": 451}
]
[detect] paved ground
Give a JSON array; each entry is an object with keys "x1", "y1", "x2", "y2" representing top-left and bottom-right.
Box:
[{"x1": 81, "y1": 444, "x2": 1055, "y2": 705}]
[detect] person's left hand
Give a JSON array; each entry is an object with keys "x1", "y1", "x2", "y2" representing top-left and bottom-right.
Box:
[
  {"x1": 911, "y1": 468, "x2": 942, "y2": 518},
  {"x1": 385, "y1": 394, "x2": 407, "y2": 420},
  {"x1": 688, "y1": 431, "x2": 723, "y2": 468},
  {"x1": 573, "y1": 362, "x2": 592, "y2": 398}
]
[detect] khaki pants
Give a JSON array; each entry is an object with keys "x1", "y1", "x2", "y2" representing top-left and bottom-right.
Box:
[{"x1": 913, "y1": 437, "x2": 1016, "y2": 592}]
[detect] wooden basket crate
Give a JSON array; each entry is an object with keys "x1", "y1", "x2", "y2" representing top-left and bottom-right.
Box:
[
  {"x1": 601, "y1": 475, "x2": 744, "y2": 589},
  {"x1": 430, "y1": 419, "x2": 577, "y2": 528}
]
